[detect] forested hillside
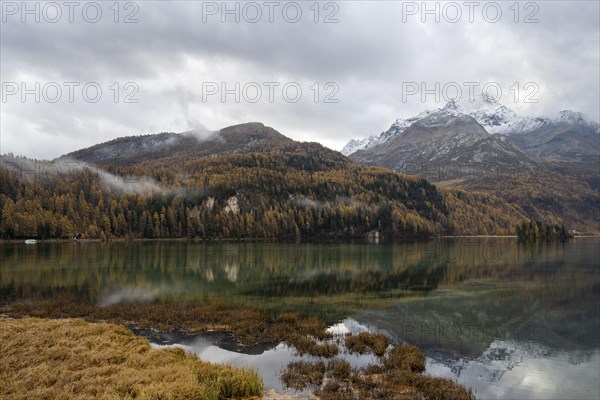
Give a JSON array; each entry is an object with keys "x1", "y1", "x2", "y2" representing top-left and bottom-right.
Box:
[
  {"x1": 0, "y1": 126, "x2": 526, "y2": 240},
  {"x1": 456, "y1": 171, "x2": 599, "y2": 233}
]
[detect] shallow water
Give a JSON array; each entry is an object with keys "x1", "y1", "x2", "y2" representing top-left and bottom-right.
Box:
[
  {"x1": 427, "y1": 344, "x2": 600, "y2": 399},
  {"x1": 150, "y1": 320, "x2": 379, "y2": 394},
  {"x1": 1, "y1": 238, "x2": 599, "y2": 398}
]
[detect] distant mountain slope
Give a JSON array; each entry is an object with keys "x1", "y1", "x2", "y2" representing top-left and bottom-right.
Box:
[
  {"x1": 341, "y1": 109, "x2": 435, "y2": 156},
  {"x1": 508, "y1": 114, "x2": 599, "y2": 164},
  {"x1": 457, "y1": 171, "x2": 599, "y2": 233},
  {"x1": 66, "y1": 122, "x2": 294, "y2": 167},
  {"x1": 351, "y1": 109, "x2": 539, "y2": 181},
  {"x1": 342, "y1": 95, "x2": 599, "y2": 171},
  {"x1": 342, "y1": 94, "x2": 523, "y2": 156},
  {"x1": 345, "y1": 100, "x2": 599, "y2": 233}
]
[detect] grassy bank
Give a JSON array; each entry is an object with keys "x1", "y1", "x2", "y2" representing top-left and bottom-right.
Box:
[
  {"x1": 2, "y1": 300, "x2": 336, "y2": 353},
  {"x1": 0, "y1": 317, "x2": 263, "y2": 400}
]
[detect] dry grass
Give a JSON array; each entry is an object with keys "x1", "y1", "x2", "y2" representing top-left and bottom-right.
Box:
[
  {"x1": 284, "y1": 333, "x2": 339, "y2": 358},
  {"x1": 275, "y1": 313, "x2": 332, "y2": 341},
  {"x1": 3, "y1": 300, "x2": 271, "y2": 346},
  {"x1": 2, "y1": 301, "x2": 334, "y2": 353},
  {"x1": 327, "y1": 359, "x2": 352, "y2": 381},
  {"x1": 0, "y1": 317, "x2": 263, "y2": 400},
  {"x1": 315, "y1": 381, "x2": 354, "y2": 400},
  {"x1": 383, "y1": 343, "x2": 426, "y2": 373},
  {"x1": 280, "y1": 361, "x2": 326, "y2": 390},
  {"x1": 281, "y1": 341, "x2": 475, "y2": 400},
  {"x1": 390, "y1": 371, "x2": 476, "y2": 400},
  {"x1": 344, "y1": 332, "x2": 390, "y2": 357}
]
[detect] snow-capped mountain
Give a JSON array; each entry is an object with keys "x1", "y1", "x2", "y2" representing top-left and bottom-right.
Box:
[
  {"x1": 350, "y1": 107, "x2": 540, "y2": 182},
  {"x1": 508, "y1": 112, "x2": 600, "y2": 164},
  {"x1": 342, "y1": 95, "x2": 599, "y2": 158},
  {"x1": 554, "y1": 109, "x2": 599, "y2": 127},
  {"x1": 340, "y1": 110, "x2": 435, "y2": 155},
  {"x1": 504, "y1": 109, "x2": 599, "y2": 136},
  {"x1": 443, "y1": 93, "x2": 523, "y2": 135}
]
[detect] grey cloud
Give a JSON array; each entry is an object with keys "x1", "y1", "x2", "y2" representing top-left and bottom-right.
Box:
[{"x1": 1, "y1": 1, "x2": 598, "y2": 158}]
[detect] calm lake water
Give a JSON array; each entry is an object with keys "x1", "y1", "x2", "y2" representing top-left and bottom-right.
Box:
[{"x1": 1, "y1": 238, "x2": 599, "y2": 399}]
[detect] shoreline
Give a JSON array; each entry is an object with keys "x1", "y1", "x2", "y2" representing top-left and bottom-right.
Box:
[{"x1": 3, "y1": 234, "x2": 599, "y2": 245}]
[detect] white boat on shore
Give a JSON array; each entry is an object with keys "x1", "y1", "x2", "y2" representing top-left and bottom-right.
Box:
[{"x1": 24, "y1": 239, "x2": 37, "y2": 244}]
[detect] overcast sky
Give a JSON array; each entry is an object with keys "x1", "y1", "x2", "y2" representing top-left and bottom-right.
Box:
[{"x1": 1, "y1": 0, "x2": 599, "y2": 159}]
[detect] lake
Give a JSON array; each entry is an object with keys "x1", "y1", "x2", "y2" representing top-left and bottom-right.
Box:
[{"x1": 1, "y1": 238, "x2": 599, "y2": 399}]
